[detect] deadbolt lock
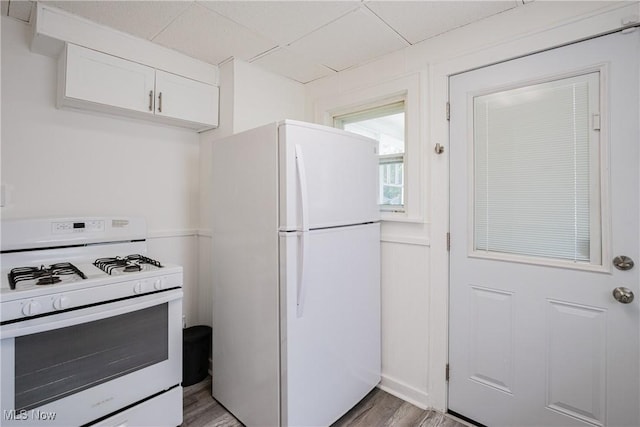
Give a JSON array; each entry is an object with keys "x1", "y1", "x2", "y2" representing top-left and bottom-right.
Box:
[{"x1": 613, "y1": 255, "x2": 634, "y2": 271}]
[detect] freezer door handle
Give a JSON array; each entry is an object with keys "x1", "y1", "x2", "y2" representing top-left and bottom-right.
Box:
[
  {"x1": 295, "y1": 144, "x2": 309, "y2": 317},
  {"x1": 295, "y1": 144, "x2": 310, "y2": 232}
]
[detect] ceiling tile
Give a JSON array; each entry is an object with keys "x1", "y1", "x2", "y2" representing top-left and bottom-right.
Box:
[
  {"x1": 366, "y1": 1, "x2": 519, "y2": 44},
  {"x1": 152, "y1": 3, "x2": 276, "y2": 65},
  {"x1": 7, "y1": 0, "x2": 33, "y2": 22},
  {"x1": 198, "y1": 0, "x2": 360, "y2": 46},
  {"x1": 288, "y1": 7, "x2": 409, "y2": 72},
  {"x1": 251, "y1": 47, "x2": 335, "y2": 84},
  {"x1": 43, "y1": 1, "x2": 191, "y2": 40}
]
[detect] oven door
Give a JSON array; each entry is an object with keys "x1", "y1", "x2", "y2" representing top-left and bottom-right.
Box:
[{"x1": 0, "y1": 290, "x2": 183, "y2": 427}]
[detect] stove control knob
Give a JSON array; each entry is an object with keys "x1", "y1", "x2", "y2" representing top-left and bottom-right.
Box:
[
  {"x1": 53, "y1": 296, "x2": 71, "y2": 310},
  {"x1": 22, "y1": 301, "x2": 42, "y2": 316},
  {"x1": 154, "y1": 279, "x2": 163, "y2": 290},
  {"x1": 134, "y1": 282, "x2": 143, "y2": 294}
]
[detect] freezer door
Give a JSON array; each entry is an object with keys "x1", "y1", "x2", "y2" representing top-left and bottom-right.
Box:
[
  {"x1": 279, "y1": 121, "x2": 379, "y2": 231},
  {"x1": 279, "y1": 223, "x2": 381, "y2": 427}
]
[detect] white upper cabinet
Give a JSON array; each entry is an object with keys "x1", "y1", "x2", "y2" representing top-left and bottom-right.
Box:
[
  {"x1": 154, "y1": 70, "x2": 219, "y2": 128},
  {"x1": 62, "y1": 44, "x2": 156, "y2": 115},
  {"x1": 58, "y1": 44, "x2": 219, "y2": 131}
]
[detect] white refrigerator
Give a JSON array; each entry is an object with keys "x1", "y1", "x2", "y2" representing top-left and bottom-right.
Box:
[{"x1": 211, "y1": 120, "x2": 381, "y2": 427}]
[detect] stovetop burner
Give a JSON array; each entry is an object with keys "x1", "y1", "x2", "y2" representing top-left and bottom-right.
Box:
[
  {"x1": 8, "y1": 263, "x2": 87, "y2": 290},
  {"x1": 37, "y1": 276, "x2": 62, "y2": 286},
  {"x1": 93, "y1": 254, "x2": 163, "y2": 275},
  {"x1": 124, "y1": 263, "x2": 142, "y2": 272}
]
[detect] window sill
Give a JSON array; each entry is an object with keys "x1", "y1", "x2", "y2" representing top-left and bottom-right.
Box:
[{"x1": 381, "y1": 212, "x2": 424, "y2": 224}]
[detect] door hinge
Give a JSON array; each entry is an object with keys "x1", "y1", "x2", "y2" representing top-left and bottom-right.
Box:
[
  {"x1": 592, "y1": 113, "x2": 601, "y2": 130},
  {"x1": 446, "y1": 363, "x2": 450, "y2": 381},
  {"x1": 446, "y1": 102, "x2": 450, "y2": 121},
  {"x1": 447, "y1": 232, "x2": 451, "y2": 251}
]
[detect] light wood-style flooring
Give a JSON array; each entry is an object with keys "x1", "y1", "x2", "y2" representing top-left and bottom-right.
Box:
[{"x1": 182, "y1": 377, "x2": 468, "y2": 427}]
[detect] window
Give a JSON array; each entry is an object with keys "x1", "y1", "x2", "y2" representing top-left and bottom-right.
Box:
[
  {"x1": 472, "y1": 72, "x2": 602, "y2": 266},
  {"x1": 334, "y1": 101, "x2": 406, "y2": 212},
  {"x1": 316, "y1": 73, "x2": 422, "y2": 222}
]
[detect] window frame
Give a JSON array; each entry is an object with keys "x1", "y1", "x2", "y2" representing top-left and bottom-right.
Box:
[
  {"x1": 378, "y1": 153, "x2": 405, "y2": 210},
  {"x1": 466, "y1": 69, "x2": 609, "y2": 272},
  {"x1": 333, "y1": 100, "x2": 407, "y2": 212},
  {"x1": 315, "y1": 73, "x2": 424, "y2": 222}
]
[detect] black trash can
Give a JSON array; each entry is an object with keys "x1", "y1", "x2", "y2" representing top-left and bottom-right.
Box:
[{"x1": 182, "y1": 325, "x2": 212, "y2": 387}]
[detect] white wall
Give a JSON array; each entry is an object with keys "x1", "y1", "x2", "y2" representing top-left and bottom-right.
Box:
[
  {"x1": 232, "y1": 60, "x2": 308, "y2": 134},
  {"x1": 1, "y1": 16, "x2": 201, "y2": 325},
  {"x1": 306, "y1": 0, "x2": 638, "y2": 411},
  {"x1": 197, "y1": 59, "x2": 306, "y2": 326}
]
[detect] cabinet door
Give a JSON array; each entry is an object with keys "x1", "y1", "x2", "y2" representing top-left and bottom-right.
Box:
[
  {"x1": 63, "y1": 44, "x2": 155, "y2": 114},
  {"x1": 154, "y1": 70, "x2": 219, "y2": 128}
]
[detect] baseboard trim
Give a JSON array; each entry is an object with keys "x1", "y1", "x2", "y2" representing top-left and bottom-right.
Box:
[{"x1": 377, "y1": 374, "x2": 429, "y2": 410}]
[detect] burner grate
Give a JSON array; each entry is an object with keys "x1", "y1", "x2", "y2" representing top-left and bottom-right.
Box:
[
  {"x1": 93, "y1": 255, "x2": 163, "y2": 275},
  {"x1": 8, "y1": 263, "x2": 87, "y2": 290}
]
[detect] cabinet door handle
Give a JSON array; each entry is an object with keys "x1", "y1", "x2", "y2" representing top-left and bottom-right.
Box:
[
  {"x1": 158, "y1": 92, "x2": 163, "y2": 113},
  {"x1": 148, "y1": 90, "x2": 153, "y2": 111}
]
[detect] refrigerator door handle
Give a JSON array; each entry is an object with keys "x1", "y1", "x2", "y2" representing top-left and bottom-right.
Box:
[
  {"x1": 295, "y1": 144, "x2": 310, "y2": 232},
  {"x1": 296, "y1": 231, "x2": 308, "y2": 318}
]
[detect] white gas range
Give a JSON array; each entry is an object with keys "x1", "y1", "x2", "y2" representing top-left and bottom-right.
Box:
[{"x1": 0, "y1": 217, "x2": 183, "y2": 427}]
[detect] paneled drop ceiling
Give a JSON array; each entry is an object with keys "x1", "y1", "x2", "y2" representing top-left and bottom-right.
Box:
[{"x1": 3, "y1": 1, "x2": 528, "y2": 83}]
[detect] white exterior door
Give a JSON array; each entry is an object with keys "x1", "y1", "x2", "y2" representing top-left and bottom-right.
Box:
[{"x1": 449, "y1": 31, "x2": 639, "y2": 427}]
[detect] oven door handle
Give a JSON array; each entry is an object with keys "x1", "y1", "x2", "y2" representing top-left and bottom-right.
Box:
[{"x1": 0, "y1": 290, "x2": 183, "y2": 339}]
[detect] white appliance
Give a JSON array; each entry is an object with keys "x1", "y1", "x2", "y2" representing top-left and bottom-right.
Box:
[
  {"x1": 211, "y1": 120, "x2": 381, "y2": 426},
  {"x1": 0, "y1": 217, "x2": 183, "y2": 427}
]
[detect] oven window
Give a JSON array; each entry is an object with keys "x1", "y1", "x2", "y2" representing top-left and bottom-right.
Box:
[{"x1": 14, "y1": 304, "x2": 168, "y2": 411}]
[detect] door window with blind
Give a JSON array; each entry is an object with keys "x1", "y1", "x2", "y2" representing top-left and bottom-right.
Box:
[
  {"x1": 471, "y1": 72, "x2": 604, "y2": 268},
  {"x1": 334, "y1": 101, "x2": 406, "y2": 212}
]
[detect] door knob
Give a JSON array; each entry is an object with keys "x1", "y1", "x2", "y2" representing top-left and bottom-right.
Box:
[{"x1": 613, "y1": 287, "x2": 634, "y2": 304}]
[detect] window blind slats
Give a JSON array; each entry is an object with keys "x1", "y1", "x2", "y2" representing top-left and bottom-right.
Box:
[{"x1": 473, "y1": 75, "x2": 597, "y2": 263}]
